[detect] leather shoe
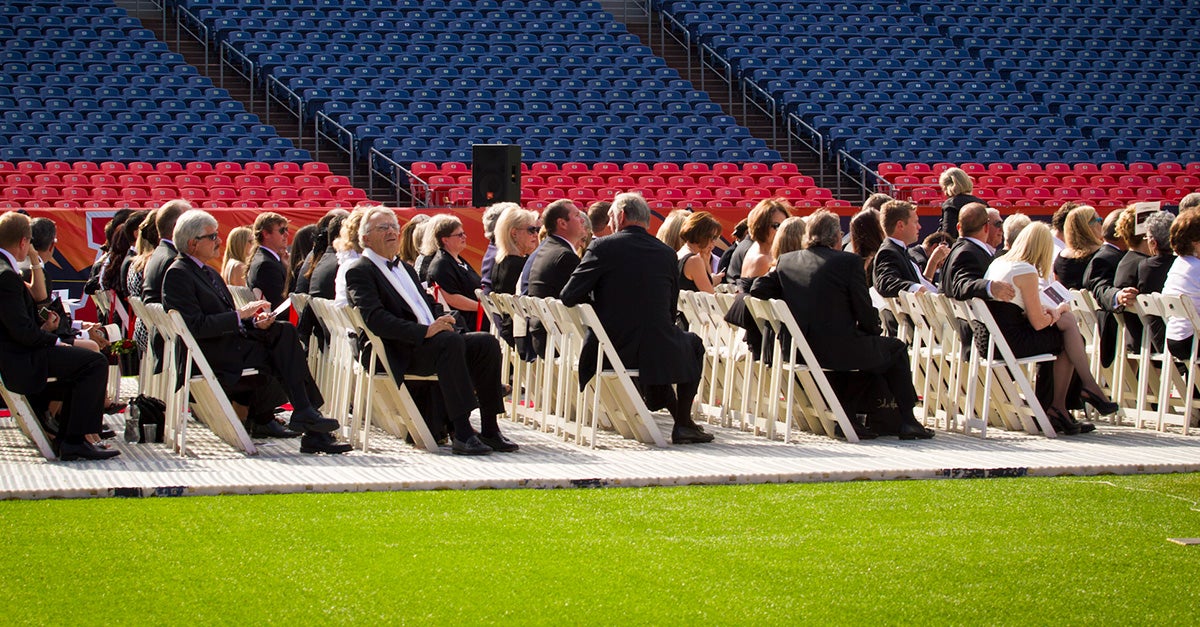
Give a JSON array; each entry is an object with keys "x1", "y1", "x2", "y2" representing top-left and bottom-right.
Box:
[
  {"x1": 1080, "y1": 389, "x2": 1120, "y2": 416},
  {"x1": 898, "y1": 420, "x2": 935, "y2": 440},
  {"x1": 672, "y1": 423, "x2": 715, "y2": 444},
  {"x1": 299, "y1": 432, "x2": 352, "y2": 454},
  {"x1": 1047, "y1": 408, "x2": 1081, "y2": 436},
  {"x1": 452, "y1": 434, "x2": 493, "y2": 455},
  {"x1": 58, "y1": 440, "x2": 121, "y2": 461},
  {"x1": 251, "y1": 420, "x2": 301, "y2": 439},
  {"x1": 288, "y1": 408, "x2": 340, "y2": 433},
  {"x1": 479, "y1": 432, "x2": 519, "y2": 452}
]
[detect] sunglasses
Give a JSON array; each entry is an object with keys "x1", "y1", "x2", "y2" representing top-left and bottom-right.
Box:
[
  {"x1": 524, "y1": 226, "x2": 540, "y2": 234},
  {"x1": 448, "y1": 232, "x2": 467, "y2": 239},
  {"x1": 770, "y1": 223, "x2": 781, "y2": 230},
  {"x1": 194, "y1": 233, "x2": 219, "y2": 242}
]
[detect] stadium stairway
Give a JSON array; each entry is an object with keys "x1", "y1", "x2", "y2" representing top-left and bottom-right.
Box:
[
  {"x1": 602, "y1": 0, "x2": 867, "y2": 203},
  {"x1": 117, "y1": 0, "x2": 381, "y2": 200}
]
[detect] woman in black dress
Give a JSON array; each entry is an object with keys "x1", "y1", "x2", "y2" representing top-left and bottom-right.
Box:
[
  {"x1": 1053, "y1": 205, "x2": 1103, "y2": 289},
  {"x1": 1137, "y1": 210, "x2": 1178, "y2": 352},
  {"x1": 490, "y1": 206, "x2": 540, "y2": 345},
  {"x1": 427, "y1": 214, "x2": 487, "y2": 332},
  {"x1": 676, "y1": 211, "x2": 723, "y2": 293}
]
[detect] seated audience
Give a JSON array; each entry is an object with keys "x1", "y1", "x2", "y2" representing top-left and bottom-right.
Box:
[
  {"x1": 0, "y1": 212, "x2": 116, "y2": 460},
  {"x1": 677, "y1": 211, "x2": 723, "y2": 293},
  {"x1": 478, "y1": 202, "x2": 515, "y2": 295},
  {"x1": 1084, "y1": 208, "x2": 1138, "y2": 369},
  {"x1": 984, "y1": 222, "x2": 1111, "y2": 434},
  {"x1": 560, "y1": 193, "x2": 713, "y2": 445},
  {"x1": 426, "y1": 214, "x2": 486, "y2": 332},
  {"x1": 739, "y1": 198, "x2": 792, "y2": 291},
  {"x1": 398, "y1": 214, "x2": 429, "y2": 266},
  {"x1": 910, "y1": 231, "x2": 953, "y2": 276},
  {"x1": 848, "y1": 208, "x2": 885, "y2": 279},
  {"x1": 161, "y1": 209, "x2": 348, "y2": 454},
  {"x1": 345, "y1": 206, "x2": 514, "y2": 455},
  {"x1": 750, "y1": 210, "x2": 933, "y2": 440},
  {"x1": 1163, "y1": 211, "x2": 1200, "y2": 363},
  {"x1": 1053, "y1": 205, "x2": 1104, "y2": 289},
  {"x1": 873, "y1": 200, "x2": 942, "y2": 298},
  {"x1": 587, "y1": 200, "x2": 614, "y2": 238},
  {"x1": 717, "y1": 218, "x2": 749, "y2": 280},
  {"x1": 220, "y1": 226, "x2": 254, "y2": 287},
  {"x1": 770, "y1": 217, "x2": 806, "y2": 259},
  {"x1": 247, "y1": 212, "x2": 292, "y2": 309},
  {"x1": 490, "y1": 205, "x2": 540, "y2": 345},
  {"x1": 656, "y1": 208, "x2": 691, "y2": 251},
  {"x1": 1002, "y1": 213, "x2": 1031, "y2": 252},
  {"x1": 1138, "y1": 211, "x2": 1177, "y2": 352},
  {"x1": 288, "y1": 224, "x2": 316, "y2": 294},
  {"x1": 128, "y1": 211, "x2": 160, "y2": 353},
  {"x1": 523, "y1": 199, "x2": 586, "y2": 356},
  {"x1": 333, "y1": 207, "x2": 369, "y2": 307}
]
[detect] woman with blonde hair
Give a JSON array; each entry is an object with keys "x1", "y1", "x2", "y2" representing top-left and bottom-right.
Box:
[
  {"x1": 332, "y1": 206, "x2": 370, "y2": 307},
  {"x1": 938, "y1": 167, "x2": 984, "y2": 237},
  {"x1": 398, "y1": 213, "x2": 429, "y2": 266},
  {"x1": 656, "y1": 208, "x2": 691, "y2": 251},
  {"x1": 770, "y1": 216, "x2": 806, "y2": 260},
  {"x1": 220, "y1": 226, "x2": 255, "y2": 287},
  {"x1": 739, "y1": 198, "x2": 792, "y2": 291},
  {"x1": 676, "y1": 211, "x2": 723, "y2": 293},
  {"x1": 1053, "y1": 205, "x2": 1104, "y2": 289},
  {"x1": 491, "y1": 207, "x2": 540, "y2": 295},
  {"x1": 985, "y1": 222, "x2": 1115, "y2": 434}
]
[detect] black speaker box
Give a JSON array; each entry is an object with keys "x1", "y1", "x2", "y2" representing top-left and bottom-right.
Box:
[{"x1": 472, "y1": 144, "x2": 521, "y2": 207}]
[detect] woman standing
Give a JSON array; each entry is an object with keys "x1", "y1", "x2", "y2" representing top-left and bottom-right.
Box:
[{"x1": 938, "y1": 167, "x2": 985, "y2": 237}]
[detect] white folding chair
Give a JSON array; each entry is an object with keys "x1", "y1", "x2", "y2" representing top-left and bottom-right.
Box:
[
  {"x1": 1153, "y1": 293, "x2": 1200, "y2": 435},
  {"x1": 0, "y1": 372, "x2": 57, "y2": 460},
  {"x1": 570, "y1": 303, "x2": 668, "y2": 447},
  {"x1": 229, "y1": 285, "x2": 257, "y2": 309},
  {"x1": 342, "y1": 306, "x2": 440, "y2": 452},
  {"x1": 957, "y1": 298, "x2": 1058, "y2": 438}
]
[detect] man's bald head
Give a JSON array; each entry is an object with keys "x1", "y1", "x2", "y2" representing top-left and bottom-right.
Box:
[{"x1": 957, "y1": 202, "x2": 990, "y2": 238}]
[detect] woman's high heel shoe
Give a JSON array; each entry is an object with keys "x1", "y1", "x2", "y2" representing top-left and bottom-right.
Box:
[
  {"x1": 1080, "y1": 389, "x2": 1119, "y2": 416},
  {"x1": 1046, "y1": 407, "x2": 1081, "y2": 436}
]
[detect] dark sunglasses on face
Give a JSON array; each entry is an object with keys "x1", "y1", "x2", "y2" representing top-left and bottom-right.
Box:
[{"x1": 195, "y1": 233, "x2": 219, "y2": 242}]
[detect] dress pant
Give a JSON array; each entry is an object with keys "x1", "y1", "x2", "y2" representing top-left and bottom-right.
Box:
[
  {"x1": 236, "y1": 322, "x2": 323, "y2": 414},
  {"x1": 39, "y1": 345, "x2": 108, "y2": 437},
  {"x1": 403, "y1": 331, "x2": 504, "y2": 419}
]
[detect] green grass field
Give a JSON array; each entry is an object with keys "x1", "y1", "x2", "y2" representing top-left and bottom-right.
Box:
[{"x1": 4, "y1": 474, "x2": 1200, "y2": 625}]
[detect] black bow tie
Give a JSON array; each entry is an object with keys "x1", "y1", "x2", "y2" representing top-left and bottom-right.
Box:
[{"x1": 386, "y1": 258, "x2": 401, "y2": 270}]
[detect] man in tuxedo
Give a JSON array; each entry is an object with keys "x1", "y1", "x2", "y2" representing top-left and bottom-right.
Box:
[
  {"x1": 522, "y1": 199, "x2": 586, "y2": 357},
  {"x1": 874, "y1": 200, "x2": 945, "y2": 298},
  {"x1": 0, "y1": 212, "x2": 117, "y2": 460},
  {"x1": 751, "y1": 210, "x2": 933, "y2": 440},
  {"x1": 161, "y1": 209, "x2": 349, "y2": 454},
  {"x1": 559, "y1": 193, "x2": 713, "y2": 444},
  {"x1": 1084, "y1": 208, "x2": 1139, "y2": 368},
  {"x1": 345, "y1": 206, "x2": 514, "y2": 455},
  {"x1": 248, "y1": 212, "x2": 291, "y2": 309}
]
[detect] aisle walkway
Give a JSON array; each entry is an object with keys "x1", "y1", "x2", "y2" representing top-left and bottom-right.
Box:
[{"x1": 2, "y1": 408, "x2": 1199, "y2": 499}]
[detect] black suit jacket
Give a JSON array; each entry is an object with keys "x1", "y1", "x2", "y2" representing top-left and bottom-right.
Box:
[
  {"x1": 750, "y1": 246, "x2": 895, "y2": 372},
  {"x1": 248, "y1": 247, "x2": 288, "y2": 309},
  {"x1": 299, "y1": 247, "x2": 339, "y2": 344},
  {"x1": 940, "y1": 237, "x2": 994, "y2": 301},
  {"x1": 525, "y1": 235, "x2": 580, "y2": 354},
  {"x1": 141, "y1": 240, "x2": 177, "y2": 304},
  {"x1": 560, "y1": 225, "x2": 700, "y2": 387},
  {"x1": 0, "y1": 254, "x2": 58, "y2": 394},
  {"x1": 1084, "y1": 243, "x2": 1126, "y2": 366},
  {"x1": 160, "y1": 255, "x2": 253, "y2": 387},
  {"x1": 344, "y1": 255, "x2": 440, "y2": 384},
  {"x1": 873, "y1": 238, "x2": 922, "y2": 298}
]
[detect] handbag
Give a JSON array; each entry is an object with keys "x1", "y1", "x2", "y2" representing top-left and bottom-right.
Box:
[{"x1": 129, "y1": 394, "x2": 166, "y2": 443}]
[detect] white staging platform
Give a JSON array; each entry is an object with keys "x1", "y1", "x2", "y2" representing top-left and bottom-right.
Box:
[{"x1": 2, "y1": 408, "x2": 1200, "y2": 500}]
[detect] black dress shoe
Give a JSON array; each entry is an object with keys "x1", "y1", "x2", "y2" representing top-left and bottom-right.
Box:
[
  {"x1": 671, "y1": 423, "x2": 715, "y2": 444},
  {"x1": 288, "y1": 408, "x2": 340, "y2": 433},
  {"x1": 300, "y1": 432, "x2": 352, "y2": 454},
  {"x1": 451, "y1": 434, "x2": 493, "y2": 455},
  {"x1": 1080, "y1": 389, "x2": 1120, "y2": 416},
  {"x1": 58, "y1": 440, "x2": 121, "y2": 461},
  {"x1": 897, "y1": 420, "x2": 935, "y2": 440},
  {"x1": 479, "y1": 432, "x2": 519, "y2": 452},
  {"x1": 98, "y1": 426, "x2": 117, "y2": 440},
  {"x1": 1076, "y1": 421, "x2": 1096, "y2": 434},
  {"x1": 251, "y1": 420, "x2": 301, "y2": 439}
]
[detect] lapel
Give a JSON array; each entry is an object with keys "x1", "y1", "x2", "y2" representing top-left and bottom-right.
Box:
[
  {"x1": 365, "y1": 256, "x2": 422, "y2": 321},
  {"x1": 182, "y1": 255, "x2": 234, "y2": 310}
]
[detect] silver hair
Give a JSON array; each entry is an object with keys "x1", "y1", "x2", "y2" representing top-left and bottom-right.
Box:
[
  {"x1": 1144, "y1": 210, "x2": 1175, "y2": 251},
  {"x1": 1180, "y1": 192, "x2": 1200, "y2": 213},
  {"x1": 356, "y1": 205, "x2": 398, "y2": 249},
  {"x1": 1003, "y1": 213, "x2": 1031, "y2": 249},
  {"x1": 482, "y1": 202, "x2": 518, "y2": 240},
  {"x1": 804, "y1": 210, "x2": 841, "y2": 248},
  {"x1": 173, "y1": 209, "x2": 217, "y2": 249},
  {"x1": 611, "y1": 192, "x2": 650, "y2": 226}
]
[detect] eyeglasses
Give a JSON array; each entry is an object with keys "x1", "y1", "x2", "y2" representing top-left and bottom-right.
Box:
[
  {"x1": 523, "y1": 226, "x2": 540, "y2": 234},
  {"x1": 1090, "y1": 217, "x2": 1103, "y2": 225},
  {"x1": 448, "y1": 232, "x2": 467, "y2": 239},
  {"x1": 194, "y1": 233, "x2": 219, "y2": 242},
  {"x1": 371, "y1": 223, "x2": 400, "y2": 232},
  {"x1": 770, "y1": 223, "x2": 781, "y2": 230},
  {"x1": 275, "y1": 227, "x2": 290, "y2": 234},
  {"x1": 991, "y1": 221, "x2": 1003, "y2": 228}
]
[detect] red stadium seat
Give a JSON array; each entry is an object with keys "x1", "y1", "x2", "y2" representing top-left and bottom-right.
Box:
[
  {"x1": 714, "y1": 187, "x2": 740, "y2": 200},
  {"x1": 175, "y1": 174, "x2": 202, "y2": 187},
  {"x1": 4, "y1": 173, "x2": 33, "y2": 187},
  {"x1": 770, "y1": 162, "x2": 799, "y2": 175},
  {"x1": 1044, "y1": 163, "x2": 1071, "y2": 176},
  {"x1": 538, "y1": 187, "x2": 566, "y2": 200},
  {"x1": 1072, "y1": 163, "x2": 1099, "y2": 175},
  {"x1": 741, "y1": 163, "x2": 769, "y2": 176},
  {"x1": 293, "y1": 175, "x2": 324, "y2": 189},
  {"x1": 154, "y1": 162, "x2": 183, "y2": 174},
  {"x1": 201, "y1": 200, "x2": 230, "y2": 208},
  {"x1": 727, "y1": 175, "x2": 756, "y2": 188},
  {"x1": 711, "y1": 162, "x2": 738, "y2": 176},
  {"x1": 17, "y1": 162, "x2": 43, "y2": 174},
  {"x1": 594, "y1": 188, "x2": 617, "y2": 201},
  {"x1": 230, "y1": 200, "x2": 260, "y2": 208},
  {"x1": 758, "y1": 175, "x2": 786, "y2": 189},
  {"x1": 324, "y1": 175, "x2": 351, "y2": 190},
  {"x1": 621, "y1": 163, "x2": 651, "y2": 175},
  {"x1": 1100, "y1": 163, "x2": 1127, "y2": 174},
  {"x1": 52, "y1": 200, "x2": 82, "y2": 208},
  {"x1": 576, "y1": 175, "x2": 604, "y2": 188},
  {"x1": 787, "y1": 175, "x2": 815, "y2": 187},
  {"x1": 180, "y1": 187, "x2": 207, "y2": 201},
  {"x1": 31, "y1": 187, "x2": 59, "y2": 201},
  {"x1": 91, "y1": 187, "x2": 120, "y2": 201},
  {"x1": 150, "y1": 187, "x2": 178, "y2": 201},
  {"x1": 122, "y1": 187, "x2": 151, "y2": 202},
  {"x1": 743, "y1": 187, "x2": 771, "y2": 200},
  {"x1": 959, "y1": 162, "x2": 985, "y2": 176},
  {"x1": 33, "y1": 173, "x2": 62, "y2": 187},
  {"x1": 1136, "y1": 187, "x2": 1164, "y2": 200},
  {"x1": 1007, "y1": 175, "x2": 1034, "y2": 188},
  {"x1": 0, "y1": 162, "x2": 16, "y2": 174},
  {"x1": 657, "y1": 188, "x2": 685, "y2": 202},
  {"x1": 244, "y1": 162, "x2": 273, "y2": 176},
  {"x1": 204, "y1": 174, "x2": 234, "y2": 187},
  {"x1": 530, "y1": 162, "x2": 558, "y2": 176},
  {"x1": 211, "y1": 187, "x2": 239, "y2": 202},
  {"x1": 186, "y1": 163, "x2": 214, "y2": 175},
  {"x1": 60, "y1": 187, "x2": 88, "y2": 201},
  {"x1": 233, "y1": 175, "x2": 263, "y2": 187},
  {"x1": 904, "y1": 163, "x2": 932, "y2": 175},
  {"x1": 302, "y1": 162, "x2": 331, "y2": 175},
  {"x1": 805, "y1": 188, "x2": 832, "y2": 200},
  {"x1": 682, "y1": 163, "x2": 710, "y2": 176},
  {"x1": 686, "y1": 188, "x2": 714, "y2": 201},
  {"x1": 273, "y1": 162, "x2": 301, "y2": 175},
  {"x1": 1129, "y1": 162, "x2": 1155, "y2": 176},
  {"x1": 336, "y1": 188, "x2": 367, "y2": 202},
  {"x1": 562, "y1": 162, "x2": 589, "y2": 176},
  {"x1": 568, "y1": 188, "x2": 596, "y2": 203},
  {"x1": 666, "y1": 175, "x2": 695, "y2": 187},
  {"x1": 261, "y1": 175, "x2": 290, "y2": 188},
  {"x1": 591, "y1": 162, "x2": 620, "y2": 175},
  {"x1": 774, "y1": 188, "x2": 805, "y2": 201},
  {"x1": 214, "y1": 162, "x2": 242, "y2": 174},
  {"x1": 1026, "y1": 187, "x2": 1053, "y2": 201},
  {"x1": 1089, "y1": 175, "x2": 1117, "y2": 188},
  {"x1": 1158, "y1": 163, "x2": 1184, "y2": 174},
  {"x1": 100, "y1": 161, "x2": 126, "y2": 174}
]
